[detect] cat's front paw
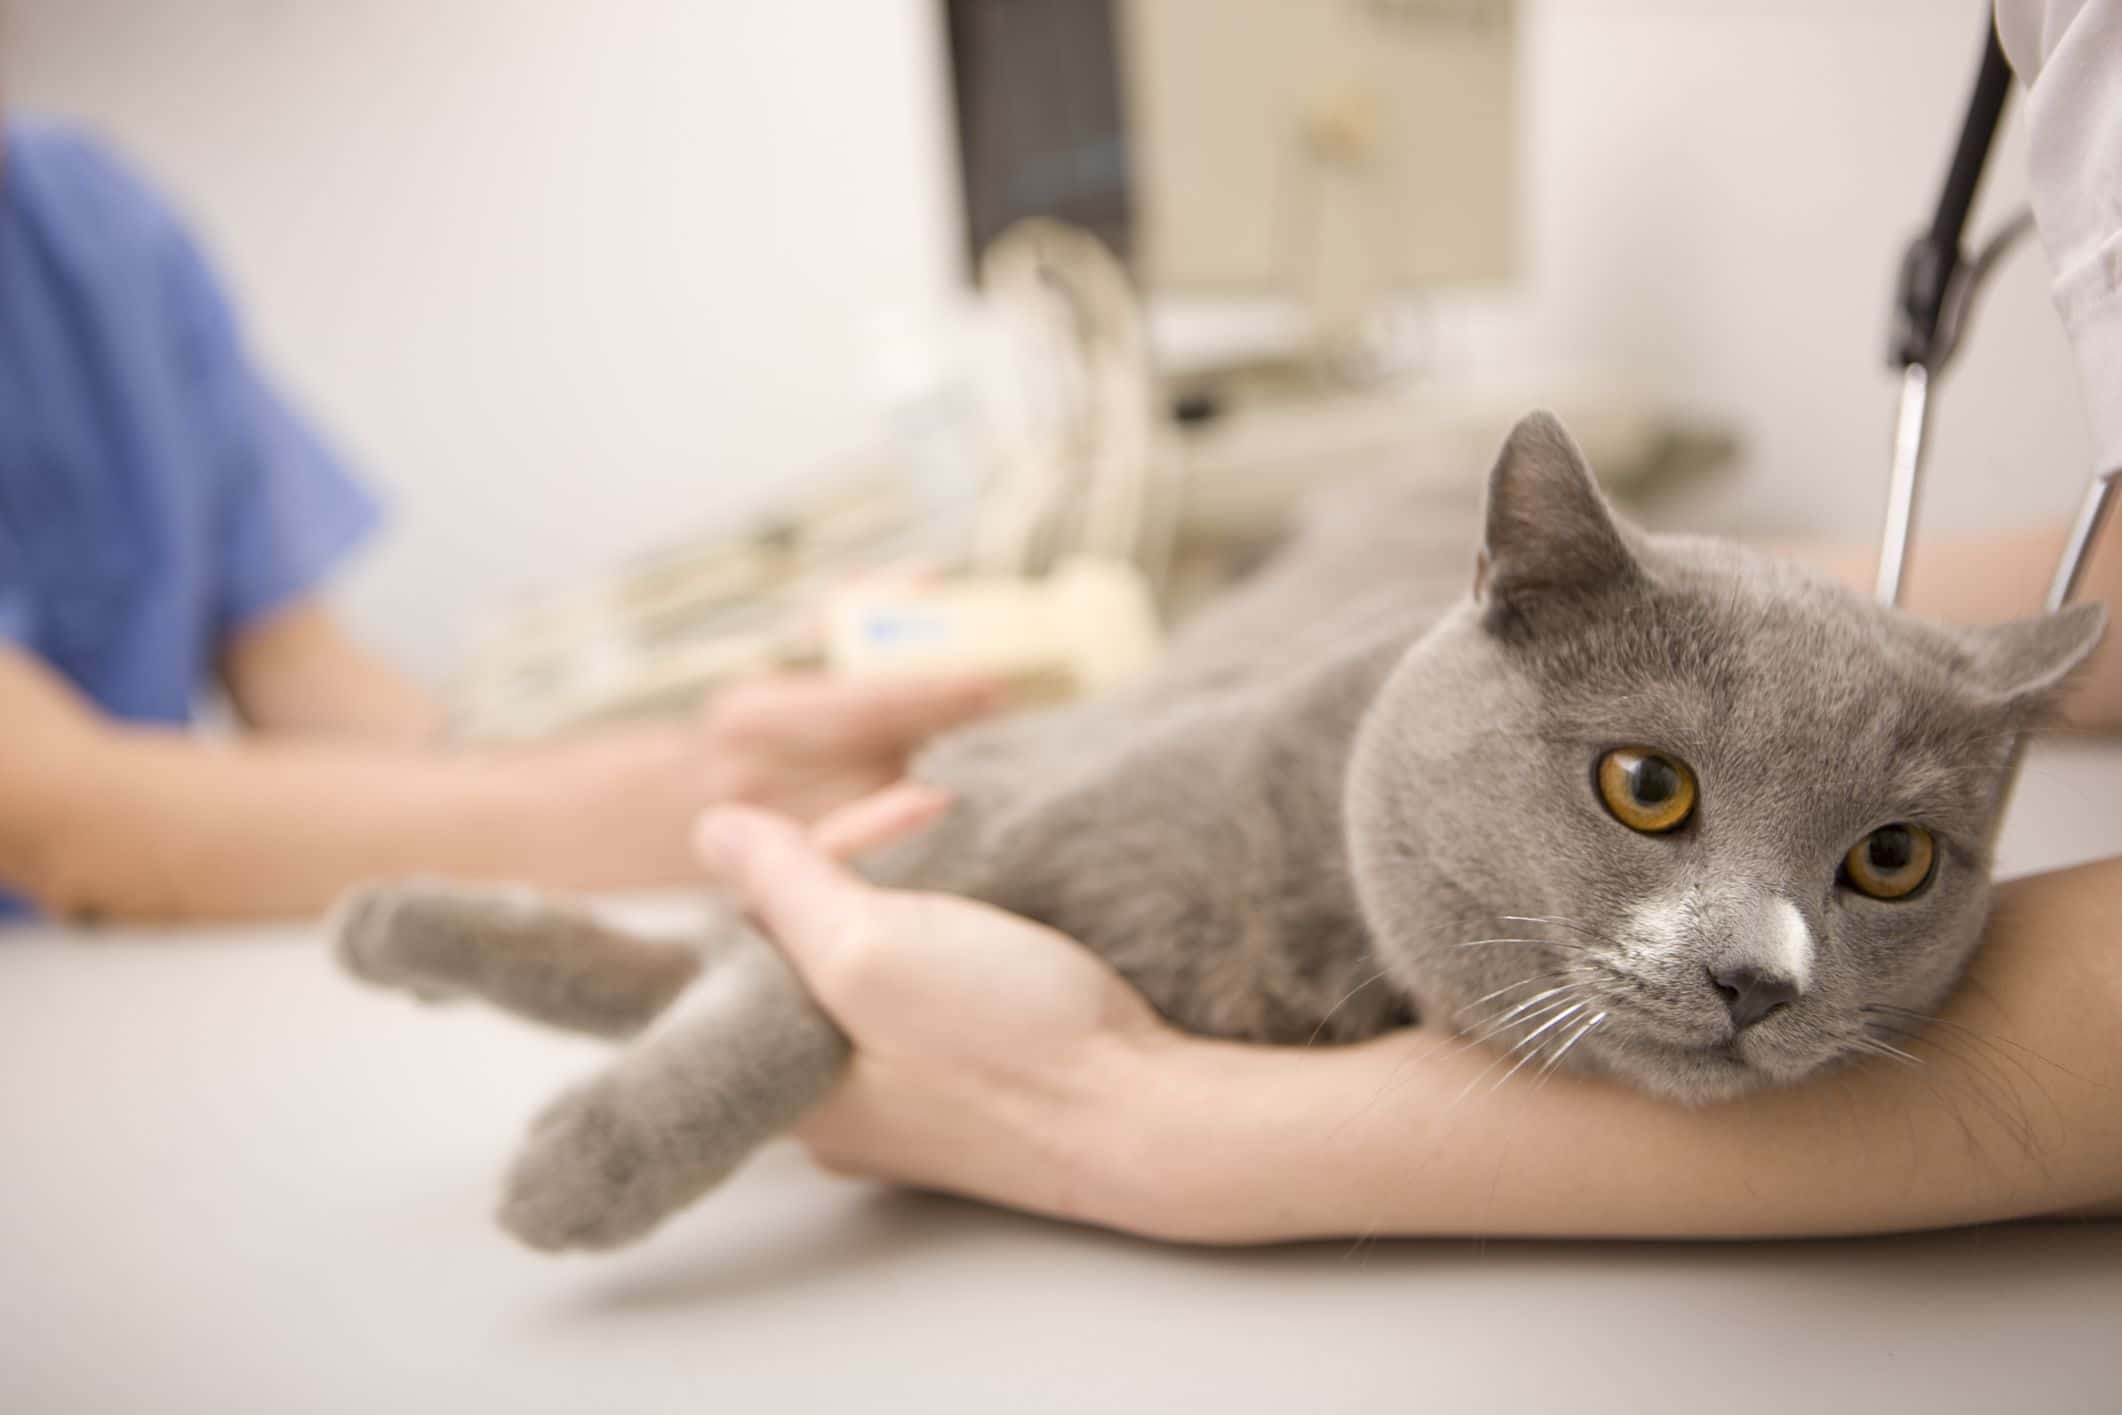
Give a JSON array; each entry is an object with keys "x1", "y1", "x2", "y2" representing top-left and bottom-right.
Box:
[
  {"x1": 335, "y1": 879, "x2": 545, "y2": 1003},
  {"x1": 497, "y1": 1078, "x2": 704, "y2": 1252},
  {"x1": 334, "y1": 882, "x2": 466, "y2": 1003}
]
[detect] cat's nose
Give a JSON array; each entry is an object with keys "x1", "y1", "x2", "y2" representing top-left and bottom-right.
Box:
[{"x1": 1708, "y1": 966, "x2": 1799, "y2": 1030}]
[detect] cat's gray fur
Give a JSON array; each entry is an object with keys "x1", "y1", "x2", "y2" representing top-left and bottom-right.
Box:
[{"x1": 339, "y1": 412, "x2": 2105, "y2": 1251}]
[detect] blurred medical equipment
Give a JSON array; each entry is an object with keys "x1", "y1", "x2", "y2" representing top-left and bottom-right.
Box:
[
  {"x1": 949, "y1": 0, "x2": 1515, "y2": 379},
  {"x1": 968, "y1": 220, "x2": 1176, "y2": 584},
  {"x1": 827, "y1": 557, "x2": 1161, "y2": 706},
  {"x1": 453, "y1": 222, "x2": 1173, "y2": 740},
  {"x1": 452, "y1": 0, "x2": 1735, "y2": 741},
  {"x1": 451, "y1": 212, "x2": 1727, "y2": 741},
  {"x1": 1876, "y1": 17, "x2": 2113, "y2": 615},
  {"x1": 1121, "y1": 0, "x2": 1514, "y2": 377}
]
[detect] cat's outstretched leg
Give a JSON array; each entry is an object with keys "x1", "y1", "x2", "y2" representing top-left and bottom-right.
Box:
[
  {"x1": 496, "y1": 927, "x2": 848, "y2": 1251},
  {"x1": 336, "y1": 880, "x2": 702, "y2": 1040}
]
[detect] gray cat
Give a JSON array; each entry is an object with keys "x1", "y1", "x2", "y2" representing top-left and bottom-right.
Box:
[{"x1": 338, "y1": 412, "x2": 2105, "y2": 1252}]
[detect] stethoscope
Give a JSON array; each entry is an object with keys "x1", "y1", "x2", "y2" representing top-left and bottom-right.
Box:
[
  {"x1": 1876, "y1": 15, "x2": 2116, "y2": 615},
  {"x1": 1879, "y1": 11, "x2": 2115, "y2": 836}
]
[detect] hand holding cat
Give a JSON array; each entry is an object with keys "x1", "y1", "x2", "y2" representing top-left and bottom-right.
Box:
[
  {"x1": 692, "y1": 803, "x2": 1172, "y2": 1227},
  {"x1": 693, "y1": 674, "x2": 1004, "y2": 825}
]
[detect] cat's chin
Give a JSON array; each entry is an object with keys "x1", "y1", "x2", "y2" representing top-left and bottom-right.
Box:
[{"x1": 1589, "y1": 1035, "x2": 1827, "y2": 1105}]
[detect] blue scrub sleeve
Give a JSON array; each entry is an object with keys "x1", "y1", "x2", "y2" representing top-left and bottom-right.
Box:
[
  {"x1": 0, "y1": 524, "x2": 32, "y2": 649},
  {"x1": 161, "y1": 222, "x2": 383, "y2": 639}
]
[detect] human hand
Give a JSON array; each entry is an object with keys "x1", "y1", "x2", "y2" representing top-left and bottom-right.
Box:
[
  {"x1": 691, "y1": 803, "x2": 1173, "y2": 1226},
  {"x1": 694, "y1": 674, "x2": 1002, "y2": 824}
]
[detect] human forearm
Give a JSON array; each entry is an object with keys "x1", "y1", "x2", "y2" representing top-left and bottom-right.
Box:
[
  {"x1": 4, "y1": 647, "x2": 999, "y2": 923},
  {"x1": 220, "y1": 601, "x2": 440, "y2": 743},
  {"x1": 1097, "y1": 857, "x2": 2122, "y2": 1243},
  {"x1": 13, "y1": 723, "x2": 697, "y2": 923}
]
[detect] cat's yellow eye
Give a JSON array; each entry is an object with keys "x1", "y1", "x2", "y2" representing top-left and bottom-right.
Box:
[
  {"x1": 1595, "y1": 748, "x2": 1697, "y2": 834},
  {"x1": 1842, "y1": 824, "x2": 1936, "y2": 900}
]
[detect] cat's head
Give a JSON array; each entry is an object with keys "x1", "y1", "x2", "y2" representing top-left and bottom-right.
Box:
[{"x1": 1346, "y1": 411, "x2": 2106, "y2": 1102}]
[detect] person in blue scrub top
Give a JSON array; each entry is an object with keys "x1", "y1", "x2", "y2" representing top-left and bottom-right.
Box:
[{"x1": 0, "y1": 118, "x2": 995, "y2": 923}]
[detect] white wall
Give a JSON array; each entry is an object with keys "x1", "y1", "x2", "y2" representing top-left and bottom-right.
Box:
[
  {"x1": 2, "y1": 1, "x2": 2096, "y2": 677},
  {"x1": 2, "y1": 0, "x2": 966, "y2": 678},
  {"x1": 1493, "y1": 0, "x2": 2089, "y2": 545}
]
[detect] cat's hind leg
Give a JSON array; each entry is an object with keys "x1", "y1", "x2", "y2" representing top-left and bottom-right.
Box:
[
  {"x1": 496, "y1": 926, "x2": 847, "y2": 1251},
  {"x1": 336, "y1": 880, "x2": 702, "y2": 1041}
]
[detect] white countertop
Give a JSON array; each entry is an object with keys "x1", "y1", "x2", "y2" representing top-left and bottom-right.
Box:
[{"x1": 5, "y1": 740, "x2": 2122, "y2": 1414}]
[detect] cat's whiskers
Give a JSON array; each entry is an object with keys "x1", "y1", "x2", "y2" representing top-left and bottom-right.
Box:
[
  {"x1": 1452, "y1": 937, "x2": 1594, "y2": 959},
  {"x1": 1442, "y1": 1015, "x2": 1572, "y2": 1113},
  {"x1": 1463, "y1": 986, "x2": 1580, "y2": 1047},
  {"x1": 1845, "y1": 1036, "x2": 1922, "y2": 1068},
  {"x1": 1858, "y1": 1010, "x2": 2053, "y2": 1171},
  {"x1": 1439, "y1": 990, "x2": 1585, "y2": 1080},
  {"x1": 1456, "y1": 975, "x2": 1552, "y2": 1015},
  {"x1": 1305, "y1": 965, "x2": 1400, "y2": 1047},
  {"x1": 1424, "y1": 952, "x2": 1622, "y2": 1109},
  {"x1": 1867, "y1": 1030, "x2": 2038, "y2": 1174},
  {"x1": 1536, "y1": 1011, "x2": 1608, "y2": 1082},
  {"x1": 1861, "y1": 1037, "x2": 1923, "y2": 1067},
  {"x1": 1424, "y1": 974, "x2": 1615, "y2": 1117},
  {"x1": 1862, "y1": 1006, "x2": 2063, "y2": 1144},
  {"x1": 1861, "y1": 1004, "x2": 2098, "y2": 1088},
  {"x1": 1489, "y1": 982, "x2": 1574, "y2": 1020},
  {"x1": 1498, "y1": 914, "x2": 1612, "y2": 947},
  {"x1": 1489, "y1": 1002, "x2": 1590, "y2": 1090},
  {"x1": 1456, "y1": 980, "x2": 1600, "y2": 1064}
]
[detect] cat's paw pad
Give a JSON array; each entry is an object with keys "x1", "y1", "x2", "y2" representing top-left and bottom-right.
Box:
[
  {"x1": 497, "y1": 1080, "x2": 691, "y2": 1252},
  {"x1": 333, "y1": 881, "x2": 482, "y2": 1003}
]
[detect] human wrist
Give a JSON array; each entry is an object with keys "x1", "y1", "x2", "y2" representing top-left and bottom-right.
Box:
[
  {"x1": 515, "y1": 722, "x2": 697, "y2": 888},
  {"x1": 594, "y1": 723, "x2": 700, "y2": 883},
  {"x1": 1067, "y1": 1027, "x2": 1296, "y2": 1245},
  {"x1": 1027, "y1": 1017, "x2": 1182, "y2": 1238}
]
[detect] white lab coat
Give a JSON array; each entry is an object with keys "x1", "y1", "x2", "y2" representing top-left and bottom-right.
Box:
[{"x1": 1995, "y1": 0, "x2": 2122, "y2": 475}]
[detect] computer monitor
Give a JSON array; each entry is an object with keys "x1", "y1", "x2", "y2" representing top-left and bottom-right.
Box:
[{"x1": 945, "y1": 0, "x2": 1516, "y2": 328}]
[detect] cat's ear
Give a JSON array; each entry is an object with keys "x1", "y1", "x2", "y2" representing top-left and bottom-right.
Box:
[
  {"x1": 1958, "y1": 600, "x2": 2107, "y2": 713},
  {"x1": 1475, "y1": 411, "x2": 1641, "y2": 621}
]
